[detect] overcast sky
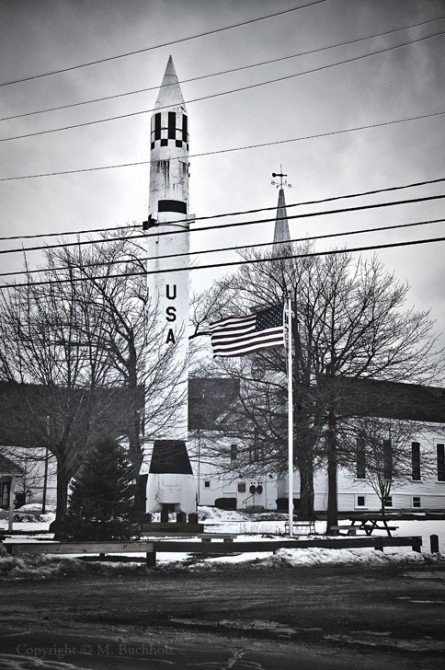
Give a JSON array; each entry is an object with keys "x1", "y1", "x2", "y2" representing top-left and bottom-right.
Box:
[{"x1": 1, "y1": 0, "x2": 445, "y2": 352}]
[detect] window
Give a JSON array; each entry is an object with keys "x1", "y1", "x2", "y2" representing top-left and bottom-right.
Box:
[
  {"x1": 412, "y1": 496, "x2": 421, "y2": 509},
  {"x1": 384, "y1": 496, "x2": 393, "y2": 508},
  {"x1": 437, "y1": 444, "x2": 445, "y2": 481},
  {"x1": 411, "y1": 442, "x2": 421, "y2": 480},
  {"x1": 0, "y1": 482, "x2": 11, "y2": 508},
  {"x1": 249, "y1": 428, "x2": 264, "y2": 463},
  {"x1": 237, "y1": 482, "x2": 246, "y2": 493},
  {"x1": 355, "y1": 495, "x2": 366, "y2": 508},
  {"x1": 230, "y1": 444, "x2": 237, "y2": 463},
  {"x1": 204, "y1": 480, "x2": 210, "y2": 488},
  {"x1": 383, "y1": 440, "x2": 393, "y2": 479},
  {"x1": 356, "y1": 438, "x2": 366, "y2": 479}
]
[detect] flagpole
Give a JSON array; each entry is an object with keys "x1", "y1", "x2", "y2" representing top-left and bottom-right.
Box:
[{"x1": 287, "y1": 292, "x2": 293, "y2": 538}]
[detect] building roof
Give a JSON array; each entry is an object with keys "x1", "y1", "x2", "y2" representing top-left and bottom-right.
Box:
[
  {"x1": 0, "y1": 453, "x2": 23, "y2": 475},
  {"x1": 1, "y1": 376, "x2": 442, "y2": 449},
  {"x1": 188, "y1": 377, "x2": 240, "y2": 430},
  {"x1": 323, "y1": 376, "x2": 445, "y2": 423},
  {"x1": 0, "y1": 382, "x2": 144, "y2": 448},
  {"x1": 0, "y1": 379, "x2": 239, "y2": 447}
]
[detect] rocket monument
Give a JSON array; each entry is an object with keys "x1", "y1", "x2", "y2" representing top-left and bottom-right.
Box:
[{"x1": 145, "y1": 56, "x2": 196, "y2": 517}]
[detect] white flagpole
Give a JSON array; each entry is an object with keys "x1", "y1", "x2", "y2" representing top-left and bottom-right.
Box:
[{"x1": 287, "y1": 293, "x2": 293, "y2": 538}]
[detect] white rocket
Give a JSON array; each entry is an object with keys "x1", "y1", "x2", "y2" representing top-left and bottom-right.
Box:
[{"x1": 145, "y1": 56, "x2": 196, "y2": 516}]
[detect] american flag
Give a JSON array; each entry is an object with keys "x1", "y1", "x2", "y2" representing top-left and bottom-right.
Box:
[{"x1": 209, "y1": 304, "x2": 285, "y2": 358}]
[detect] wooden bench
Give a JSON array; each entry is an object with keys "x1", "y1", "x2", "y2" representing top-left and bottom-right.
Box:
[
  {"x1": 198, "y1": 533, "x2": 237, "y2": 543},
  {"x1": 141, "y1": 522, "x2": 204, "y2": 534},
  {"x1": 285, "y1": 520, "x2": 316, "y2": 535}
]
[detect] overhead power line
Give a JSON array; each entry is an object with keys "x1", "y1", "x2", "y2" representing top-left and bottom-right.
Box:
[
  {"x1": 1, "y1": 235, "x2": 444, "y2": 290},
  {"x1": 2, "y1": 107, "x2": 445, "y2": 183},
  {"x1": 1, "y1": 193, "x2": 444, "y2": 256},
  {"x1": 0, "y1": 1, "x2": 327, "y2": 88},
  {"x1": 1, "y1": 216, "x2": 444, "y2": 280},
  {"x1": 1, "y1": 27, "x2": 444, "y2": 144},
  {"x1": 2, "y1": 13, "x2": 443, "y2": 123},
  {"x1": 1, "y1": 174, "x2": 445, "y2": 242},
  {"x1": 0, "y1": 224, "x2": 132, "y2": 242}
]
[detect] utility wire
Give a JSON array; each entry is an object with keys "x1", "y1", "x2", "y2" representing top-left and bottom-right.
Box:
[
  {"x1": 1, "y1": 27, "x2": 444, "y2": 144},
  {"x1": 0, "y1": 1, "x2": 327, "y2": 88},
  {"x1": 2, "y1": 108, "x2": 444, "y2": 182},
  {"x1": 1, "y1": 235, "x2": 444, "y2": 290},
  {"x1": 1, "y1": 216, "x2": 444, "y2": 279},
  {"x1": 2, "y1": 13, "x2": 443, "y2": 123},
  {"x1": 1, "y1": 174, "x2": 445, "y2": 243},
  {"x1": 1, "y1": 193, "x2": 444, "y2": 256},
  {"x1": 0, "y1": 224, "x2": 132, "y2": 242}
]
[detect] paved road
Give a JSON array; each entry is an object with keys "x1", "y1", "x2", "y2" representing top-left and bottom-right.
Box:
[
  {"x1": 0, "y1": 625, "x2": 424, "y2": 670},
  {"x1": 1, "y1": 562, "x2": 444, "y2": 669}
]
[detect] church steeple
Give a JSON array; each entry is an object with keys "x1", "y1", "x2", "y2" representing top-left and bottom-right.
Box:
[
  {"x1": 271, "y1": 170, "x2": 291, "y2": 248},
  {"x1": 274, "y1": 187, "x2": 290, "y2": 244}
]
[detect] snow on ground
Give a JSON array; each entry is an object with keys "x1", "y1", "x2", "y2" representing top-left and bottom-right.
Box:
[{"x1": 1, "y1": 505, "x2": 444, "y2": 579}]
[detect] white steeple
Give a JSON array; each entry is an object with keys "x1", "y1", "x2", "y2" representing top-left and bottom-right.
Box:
[
  {"x1": 274, "y1": 188, "x2": 291, "y2": 244},
  {"x1": 271, "y1": 170, "x2": 291, "y2": 250}
]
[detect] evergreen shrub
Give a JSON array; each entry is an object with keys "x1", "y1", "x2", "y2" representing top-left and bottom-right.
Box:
[{"x1": 66, "y1": 437, "x2": 138, "y2": 541}]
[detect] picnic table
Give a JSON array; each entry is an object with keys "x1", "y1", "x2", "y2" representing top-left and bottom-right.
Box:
[{"x1": 331, "y1": 516, "x2": 398, "y2": 537}]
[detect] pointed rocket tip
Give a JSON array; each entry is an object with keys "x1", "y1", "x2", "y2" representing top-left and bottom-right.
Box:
[{"x1": 155, "y1": 56, "x2": 185, "y2": 110}]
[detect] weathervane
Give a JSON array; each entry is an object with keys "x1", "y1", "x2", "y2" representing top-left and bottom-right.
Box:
[{"x1": 271, "y1": 165, "x2": 292, "y2": 189}]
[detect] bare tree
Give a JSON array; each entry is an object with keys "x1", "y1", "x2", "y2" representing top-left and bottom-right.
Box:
[
  {"x1": 192, "y1": 244, "x2": 444, "y2": 523},
  {"x1": 47, "y1": 230, "x2": 190, "y2": 471},
  {"x1": 0, "y1": 258, "x2": 121, "y2": 535},
  {"x1": 0, "y1": 228, "x2": 189, "y2": 534}
]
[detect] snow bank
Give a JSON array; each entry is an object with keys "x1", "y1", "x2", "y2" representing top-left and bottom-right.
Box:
[
  {"x1": 1, "y1": 544, "x2": 444, "y2": 580},
  {"x1": 198, "y1": 505, "x2": 252, "y2": 522},
  {"x1": 272, "y1": 546, "x2": 429, "y2": 567},
  {"x1": 0, "y1": 553, "x2": 150, "y2": 580},
  {"x1": 0, "y1": 504, "x2": 56, "y2": 527},
  {"x1": 1, "y1": 506, "x2": 444, "y2": 578}
]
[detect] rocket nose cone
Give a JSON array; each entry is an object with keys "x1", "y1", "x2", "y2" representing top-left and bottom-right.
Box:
[{"x1": 155, "y1": 56, "x2": 186, "y2": 110}]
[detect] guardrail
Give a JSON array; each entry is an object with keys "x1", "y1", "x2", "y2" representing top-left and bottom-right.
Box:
[{"x1": 4, "y1": 535, "x2": 422, "y2": 567}]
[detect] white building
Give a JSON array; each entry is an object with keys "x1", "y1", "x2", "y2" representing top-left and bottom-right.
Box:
[
  {"x1": 189, "y1": 401, "x2": 445, "y2": 515},
  {"x1": 0, "y1": 447, "x2": 57, "y2": 510}
]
